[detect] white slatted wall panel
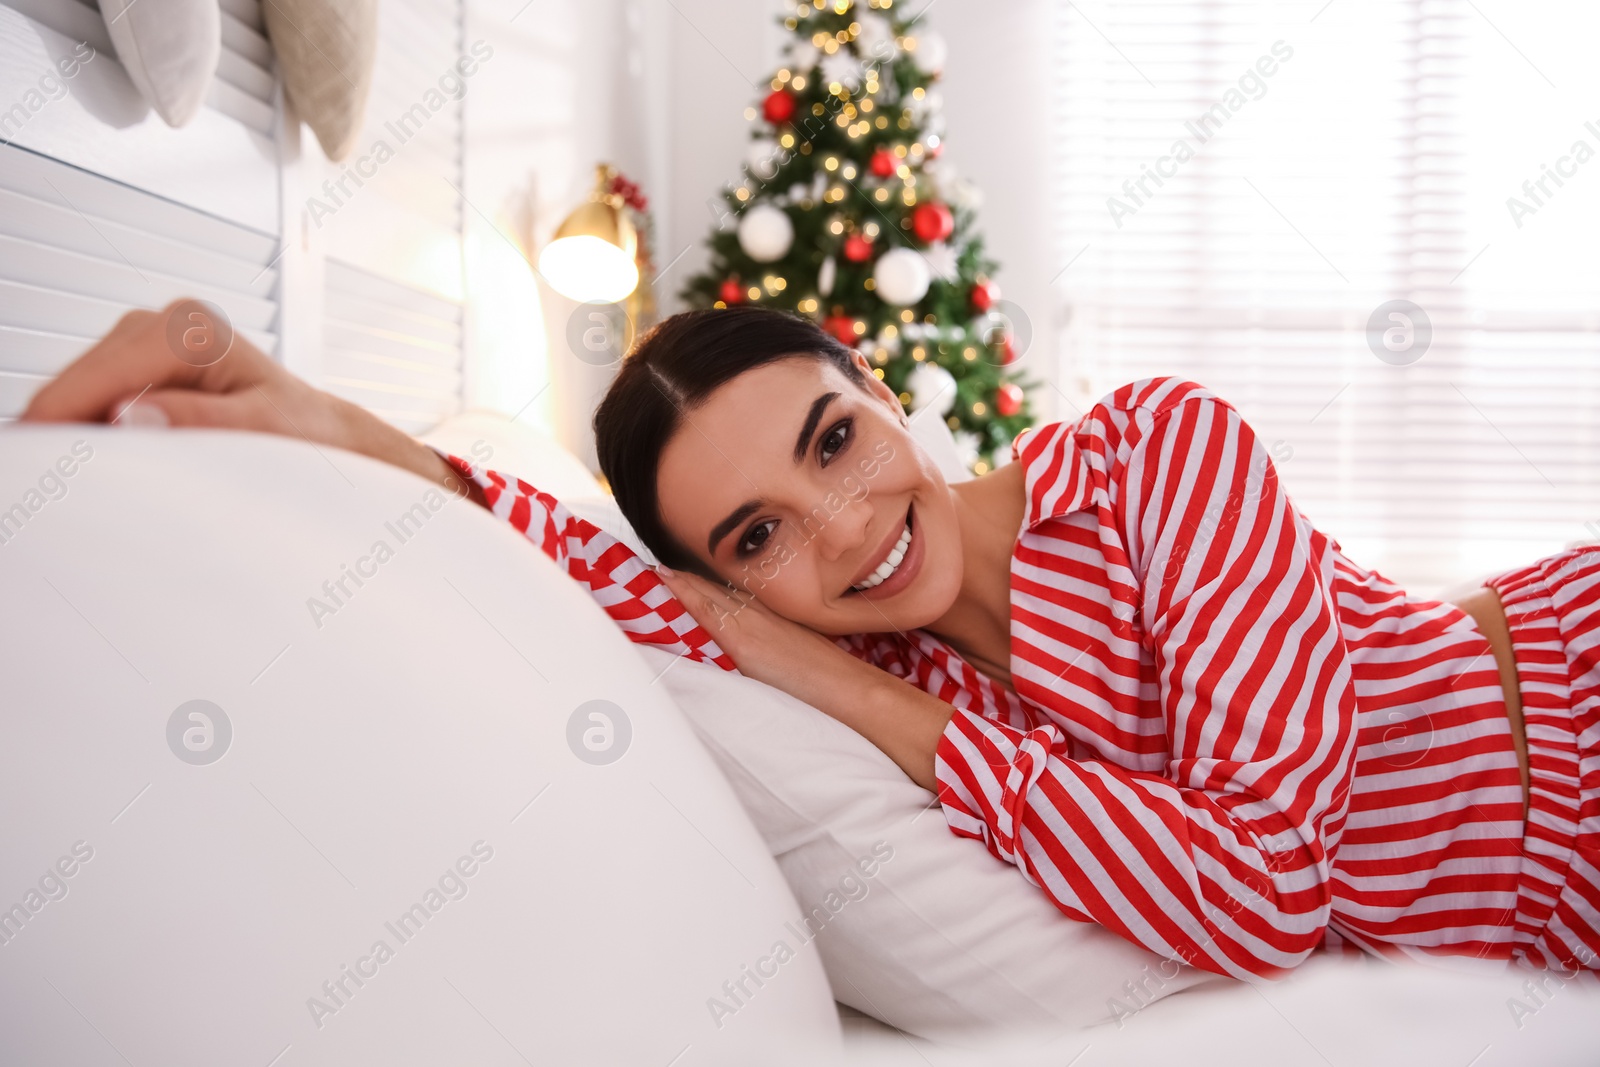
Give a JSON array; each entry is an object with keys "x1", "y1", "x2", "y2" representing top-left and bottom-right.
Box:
[
  {"x1": 322, "y1": 260, "x2": 463, "y2": 434},
  {"x1": 0, "y1": 0, "x2": 280, "y2": 420},
  {"x1": 0, "y1": 143, "x2": 281, "y2": 419},
  {"x1": 212, "y1": 0, "x2": 276, "y2": 134},
  {"x1": 316, "y1": 0, "x2": 467, "y2": 434}
]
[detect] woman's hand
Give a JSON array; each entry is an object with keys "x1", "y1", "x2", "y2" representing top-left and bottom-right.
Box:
[
  {"x1": 653, "y1": 564, "x2": 847, "y2": 694},
  {"x1": 654, "y1": 564, "x2": 956, "y2": 792},
  {"x1": 18, "y1": 299, "x2": 474, "y2": 498}
]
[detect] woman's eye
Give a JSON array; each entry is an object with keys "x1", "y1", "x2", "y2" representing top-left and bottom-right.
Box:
[
  {"x1": 738, "y1": 520, "x2": 777, "y2": 557},
  {"x1": 819, "y1": 418, "x2": 853, "y2": 464}
]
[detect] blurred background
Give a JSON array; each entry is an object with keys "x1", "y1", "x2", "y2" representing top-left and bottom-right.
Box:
[{"x1": 1, "y1": 0, "x2": 1597, "y2": 597}]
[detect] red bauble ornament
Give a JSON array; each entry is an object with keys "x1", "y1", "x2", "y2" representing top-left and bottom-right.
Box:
[
  {"x1": 1000, "y1": 333, "x2": 1018, "y2": 365},
  {"x1": 869, "y1": 148, "x2": 897, "y2": 178},
  {"x1": 910, "y1": 201, "x2": 954, "y2": 243},
  {"x1": 842, "y1": 233, "x2": 874, "y2": 263},
  {"x1": 822, "y1": 313, "x2": 858, "y2": 345},
  {"x1": 970, "y1": 277, "x2": 999, "y2": 313},
  {"x1": 719, "y1": 278, "x2": 746, "y2": 305},
  {"x1": 995, "y1": 381, "x2": 1024, "y2": 417},
  {"x1": 763, "y1": 89, "x2": 797, "y2": 125}
]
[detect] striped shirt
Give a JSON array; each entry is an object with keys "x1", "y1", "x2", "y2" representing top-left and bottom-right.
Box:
[{"x1": 434, "y1": 375, "x2": 1529, "y2": 980}]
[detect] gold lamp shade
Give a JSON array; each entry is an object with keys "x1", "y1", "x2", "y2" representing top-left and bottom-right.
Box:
[{"x1": 538, "y1": 163, "x2": 640, "y2": 304}]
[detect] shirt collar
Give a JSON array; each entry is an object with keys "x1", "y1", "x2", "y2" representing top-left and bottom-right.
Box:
[{"x1": 1011, "y1": 421, "x2": 1101, "y2": 531}]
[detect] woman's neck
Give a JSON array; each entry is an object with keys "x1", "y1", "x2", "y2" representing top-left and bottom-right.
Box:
[{"x1": 922, "y1": 458, "x2": 1028, "y2": 684}]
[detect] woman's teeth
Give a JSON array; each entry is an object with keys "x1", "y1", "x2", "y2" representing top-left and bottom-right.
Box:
[{"x1": 852, "y1": 521, "x2": 912, "y2": 592}]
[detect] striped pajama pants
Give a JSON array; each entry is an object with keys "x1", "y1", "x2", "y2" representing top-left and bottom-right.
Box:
[{"x1": 1484, "y1": 545, "x2": 1600, "y2": 973}]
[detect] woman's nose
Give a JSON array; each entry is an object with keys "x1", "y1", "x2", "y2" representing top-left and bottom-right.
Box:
[{"x1": 810, "y1": 496, "x2": 872, "y2": 564}]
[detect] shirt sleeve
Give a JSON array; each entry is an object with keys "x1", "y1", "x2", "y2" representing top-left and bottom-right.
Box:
[
  {"x1": 429, "y1": 446, "x2": 737, "y2": 673},
  {"x1": 932, "y1": 385, "x2": 1359, "y2": 979}
]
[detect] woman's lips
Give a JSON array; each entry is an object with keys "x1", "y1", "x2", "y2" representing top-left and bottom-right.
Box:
[{"x1": 846, "y1": 504, "x2": 922, "y2": 600}]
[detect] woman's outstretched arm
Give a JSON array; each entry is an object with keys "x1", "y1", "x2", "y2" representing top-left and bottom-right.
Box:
[
  {"x1": 18, "y1": 301, "x2": 740, "y2": 670},
  {"x1": 18, "y1": 301, "x2": 481, "y2": 506}
]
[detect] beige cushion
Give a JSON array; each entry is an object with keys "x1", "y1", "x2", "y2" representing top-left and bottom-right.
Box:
[
  {"x1": 262, "y1": 0, "x2": 377, "y2": 161},
  {"x1": 99, "y1": 0, "x2": 220, "y2": 127}
]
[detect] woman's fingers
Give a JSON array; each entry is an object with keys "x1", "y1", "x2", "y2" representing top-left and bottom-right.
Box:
[
  {"x1": 20, "y1": 300, "x2": 273, "y2": 424},
  {"x1": 22, "y1": 306, "x2": 198, "y2": 423},
  {"x1": 657, "y1": 567, "x2": 742, "y2": 634},
  {"x1": 115, "y1": 388, "x2": 274, "y2": 433}
]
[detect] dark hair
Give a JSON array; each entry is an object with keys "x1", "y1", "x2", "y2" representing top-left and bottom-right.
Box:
[{"x1": 593, "y1": 305, "x2": 872, "y2": 578}]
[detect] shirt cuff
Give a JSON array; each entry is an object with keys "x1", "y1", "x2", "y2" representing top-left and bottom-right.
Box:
[{"x1": 934, "y1": 708, "x2": 1063, "y2": 868}]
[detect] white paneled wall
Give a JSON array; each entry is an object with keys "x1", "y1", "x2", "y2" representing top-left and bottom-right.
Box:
[
  {"x1": 0, "y1": 144, "x2": 281, "y2": 418},
  {"x1": 321, "y1": 259, "x2": 464, "y2": 434},
  {"x1": 0, "y1": 0, "x2": 278, "y2": 232},
  {"x1": 0, "y1": 0, "x2": 483, "y2": 435},
  {"x1": 3, "y1": 0, "x2": 865, "y2": 449},
  {"x1": 307, "y1": 0, "x2": 469, "y2": 432}
]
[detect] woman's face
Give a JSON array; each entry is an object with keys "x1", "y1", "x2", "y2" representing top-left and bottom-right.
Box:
[{"x1": 655, "y1": 351, "x2": 964, "y2": 637}]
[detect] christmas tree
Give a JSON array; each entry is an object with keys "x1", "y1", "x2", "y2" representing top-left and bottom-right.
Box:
[{"x1": 679, "y1": 0, "x2": 1034, "y2": 475}]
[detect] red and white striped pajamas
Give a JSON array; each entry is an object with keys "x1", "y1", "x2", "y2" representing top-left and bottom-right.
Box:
[{"x1": 433, "y1": 375, "x2": 1600, "y2": 980}]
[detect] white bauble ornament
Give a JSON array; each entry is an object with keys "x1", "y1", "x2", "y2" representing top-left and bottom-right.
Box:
[
  {"x1": 873, "y1": 247, "x2": 931, "y2": 305},
  {"x1": 746, "y1": 139, "x2": 781, "y2": 180},
  {"x1": 821, "y1": 51, "x2": 863, "y2": 91},
  {"x1": 854, "y1": 13, "x2": 896, "y2": 61},
  {"x1": 788, "y1": 40, "x2": 820, "y2": 73},
  {"x1": 737, "y1": 204, "x2": 794, "y2": 262},
  {"x1": 818, "y1": 255, "x2": 836, "y2": 297},
  {"x1": 909, "y1": 30, "x2": 947, "y2": 75},
  {"x1": 907, "y1": 360, "x2": 956, "y2": 416}
]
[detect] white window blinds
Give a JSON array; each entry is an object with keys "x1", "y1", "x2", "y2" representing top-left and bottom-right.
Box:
[{"x1": 1050, "y1": 0, "x2": 1600, "y2": 598}]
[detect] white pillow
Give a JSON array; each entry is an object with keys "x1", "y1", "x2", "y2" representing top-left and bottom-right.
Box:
[
  {"x1": 422, "y1": 411, "x2": 607, "y2": 503},
  {"x1": 632, "y1": 646, "x2": 1229, "y2": 1042},
  {"x1": 0, "y1": 425, "x2": 842, "y2": 1065},
  {"x1": 99, "y1": 0, "x2": 219, "y2": 127}
]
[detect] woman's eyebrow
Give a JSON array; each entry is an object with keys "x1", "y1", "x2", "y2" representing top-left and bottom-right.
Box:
[
  {"x1": 792, "y1": 391, "x2": 839, "y2": 462},
  {"x1": 708, "y1": 500, "x2": 761, "y2": 557},
  {"x1": 706, "y1": 391, "x2": 841, "y2": 557}
]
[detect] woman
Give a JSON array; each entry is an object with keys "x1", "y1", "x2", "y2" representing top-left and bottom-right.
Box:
[{"x1": 21, "y1": 300, "x2": 1600, "y2": 982}]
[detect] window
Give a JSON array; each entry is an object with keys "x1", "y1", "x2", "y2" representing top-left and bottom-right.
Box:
[{"x1": 1050, "y1": 0, "x2": 1600, "y2": 597}]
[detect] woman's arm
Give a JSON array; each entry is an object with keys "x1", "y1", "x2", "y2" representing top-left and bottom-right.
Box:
[
  {"x1": 19, "y1": 301, "x2": 480, "y2": 503},
  {"x1": 18, "y1": 302, "x2": 740, "y2": 670},
  {"x1": 652, "y1": 565, "x2": 957, "y2": 790},
  {"x1": 931, "y1": 383, "x2": 1359, "y2": 980}
]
